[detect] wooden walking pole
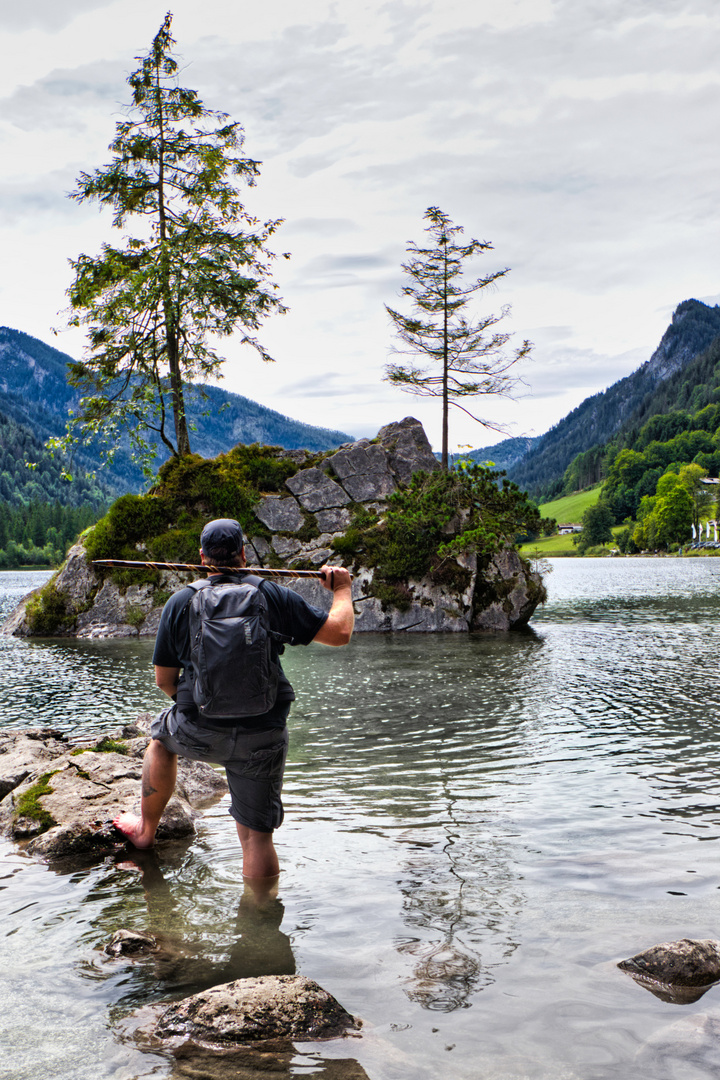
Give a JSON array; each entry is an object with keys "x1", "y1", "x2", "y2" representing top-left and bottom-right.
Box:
[{"x1": 91, "y1": 558, "x2": 333, "y2": 579}]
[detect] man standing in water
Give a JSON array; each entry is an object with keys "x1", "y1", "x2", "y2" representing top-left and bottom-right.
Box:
[{"x1": 113, "y1": 518, "x2": 354, "y2": 881}]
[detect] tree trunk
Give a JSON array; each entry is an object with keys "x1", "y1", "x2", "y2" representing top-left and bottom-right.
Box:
[
  {"x1": 166, "y1": 320, "x2": 191, "y2": 457},
  {"x1": 156, "y1": 56, "x2": 191, "y2": 458},
  {"x1": 441, "y1": 243, "x2": 449, "y2": 470}
]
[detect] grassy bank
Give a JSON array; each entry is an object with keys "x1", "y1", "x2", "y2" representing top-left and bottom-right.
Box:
[{"x1": 538, "y1": 485, "x2": 602, "y2": 523}]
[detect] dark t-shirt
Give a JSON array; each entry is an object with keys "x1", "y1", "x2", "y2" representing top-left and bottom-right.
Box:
[{"x1": 152, "y1": 575, "x2": 328, "y2": 728}]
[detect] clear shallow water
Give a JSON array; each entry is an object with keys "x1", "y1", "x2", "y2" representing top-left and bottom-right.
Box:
[{"x1": 2, "y1": 560, "x2": 720, "y2": 1078}]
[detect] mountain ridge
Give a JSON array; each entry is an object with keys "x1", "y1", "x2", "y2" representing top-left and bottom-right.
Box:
[
  {"x1": 0, "y1": 326, "x2": 352, "y2": 495},
  {"x1": 504, "y1": 299, "x2": 720, "y2": 495}
]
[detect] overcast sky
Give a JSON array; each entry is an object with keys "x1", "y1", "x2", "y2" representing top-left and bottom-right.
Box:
[{"x1": 1, "y1": 0, "x2": 719, "y2": 454}]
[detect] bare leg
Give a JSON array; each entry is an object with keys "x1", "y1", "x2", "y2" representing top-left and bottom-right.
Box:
[
  {"x1": 113, "y1": 740, "x2": 178, "y2": 849},
  {"x1": 236, "y1": 823, "x2": 280, "y2": 880}
]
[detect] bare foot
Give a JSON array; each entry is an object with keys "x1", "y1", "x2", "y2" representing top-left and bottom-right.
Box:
[{"x1": 112, "y1": 812, "x2": 155, "y2": 849}]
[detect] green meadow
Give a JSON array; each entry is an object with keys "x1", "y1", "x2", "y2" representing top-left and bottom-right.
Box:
[
  {"x1": 518, "y1": 484, "x2": 603, "y2": 556},
  {"x1": 538, "y1": 485, "x2": 603, "y2": 523}
]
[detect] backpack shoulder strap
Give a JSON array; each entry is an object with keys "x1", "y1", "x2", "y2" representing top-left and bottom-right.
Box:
[
  {"x1": 239, "y1": 573, "x2": 265, "y2": 590},
  {"x1": 187, "y1": 578, "x2": 213, "y2": 594}
]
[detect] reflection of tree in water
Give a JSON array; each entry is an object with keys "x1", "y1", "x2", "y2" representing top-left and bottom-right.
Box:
[{"x1": 396, "y1": 779, "x2": 524, "y2": 1011}]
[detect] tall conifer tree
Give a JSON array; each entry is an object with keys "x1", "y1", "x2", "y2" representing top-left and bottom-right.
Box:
[
  {"x1": 60, "y1": 14, "x2": 287, "y2": 469},
  {"x1": 384, "y1": 207, "x2": 531, "y2": 469}
]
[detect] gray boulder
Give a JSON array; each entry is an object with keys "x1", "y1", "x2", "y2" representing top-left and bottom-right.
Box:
[
  {"x1": 619, "y1": 938, "x2": 720, "y2": 989},
  {"x1": 271, "y1": 536, "x2": 302, "y2": 558},
  {"x1": 0, "y1": 728, "x2": 68, "y2": 800},
  {"x1": 245, "y1": 536, "x2": 271, "y2": 563},
  {"x1": 377, "y1": 416, "x2": 440, "y2": 486},
  {"x1": 155, "y1": 974, "x2": 360, "y2": 1045},
  {"x1": 472, "y1": 548, "x2": 545, "y2": 631},
  {"x1": 285, "y1": 467, "x2": 350, "y2": 511},
  {"x1": 0, "y1": 727, "x2": 228, "y2": 860},
  {"x1": 315, "y1": 507, "x2": 352, "y2": 533},
  {"x1": 328, "y1": 440, "x2": 397, "y2": 502},
  {"x1": 254, "y1": 496, "x2": 304, "y2": 533}
]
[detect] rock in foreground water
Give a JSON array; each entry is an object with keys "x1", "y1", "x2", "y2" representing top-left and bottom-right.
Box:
[
  {"x1": 0, "y1": 724, "x2": 228, "y2": 860},
  {"x1": 618, "y1": 939, "x2": 720, "y2": 986},
  {"x1": 618, "y1": 938, "x2": 720, "y2": 1002},
  {"x1": 155, "y1": 975, "x2": 361, "y2": 1045}
]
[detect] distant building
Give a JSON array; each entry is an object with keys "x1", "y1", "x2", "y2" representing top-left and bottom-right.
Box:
[{"x1": 558, "y1": 523, "x2": 583, "y2": 535}]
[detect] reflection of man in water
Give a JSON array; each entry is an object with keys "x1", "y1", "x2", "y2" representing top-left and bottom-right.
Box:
[
  {"x1": 113, "y1": 850, "x2": 295, "y2": 994},
  {"x1": 113, "y1": 518, "x2": 354, "y2": 882}
]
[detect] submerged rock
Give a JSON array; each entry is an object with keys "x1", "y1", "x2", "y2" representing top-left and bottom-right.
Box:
[
  {"x1": 618, "y1": 939, "x2": 720, "y2": 1002},
  {"x1": 618, "y1": 938, "x2": 720, "y2": 986},
  {"x1": 105, "y1": 929, "x2": 158, "y2": 957},
  {"x1": 154, "y1": 974, "x2": 360, "y2": 1045},
  {"x1": 165, "y1": 1046, "x2": 371, "y2": 1080},
  {"x1": 0, "y1": 726, "x2": 228, "y2": 860}
]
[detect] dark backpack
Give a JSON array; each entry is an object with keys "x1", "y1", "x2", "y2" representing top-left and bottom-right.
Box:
[{"x1": 186, "y1": 575, "x2": 281, "y2": 719}]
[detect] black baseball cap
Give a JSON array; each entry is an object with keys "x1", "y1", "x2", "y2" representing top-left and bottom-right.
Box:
[{"x1": 200, "y1": 518, "x2": 245, "y2": 555}]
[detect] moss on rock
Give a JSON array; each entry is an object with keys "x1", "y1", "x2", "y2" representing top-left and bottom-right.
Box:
[
  {"x1": 25, "y1": 582, "x2": 75, "y2": 636},
  {"x1": 14, "y1": 771, "x2": 58, "y2": 833}
]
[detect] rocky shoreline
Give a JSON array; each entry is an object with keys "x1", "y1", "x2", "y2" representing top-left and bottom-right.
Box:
[
  {"x1": 0, "y1": 724, "x2": 363, "y2": 1059},
  {"x1": 2, "y1": 418, "x2": 546, "y2": 639},
  {"x1": 0, "y1": 720, "x2": 228, "y2": 860}
]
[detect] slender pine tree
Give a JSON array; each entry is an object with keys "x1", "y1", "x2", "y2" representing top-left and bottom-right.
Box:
[{"x1": 384, "y1": 207, "x2": 531, "y2": 469}]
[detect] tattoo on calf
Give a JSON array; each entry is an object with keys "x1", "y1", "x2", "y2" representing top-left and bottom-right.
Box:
[{"x1": 142, "y1": 779, "x2": 158, "y2": 798}]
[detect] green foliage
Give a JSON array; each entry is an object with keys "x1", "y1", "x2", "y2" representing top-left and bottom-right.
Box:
[
  {"x1": 93, "y1": 737, "x2": 128, "y2": 755},
  {"x1": 371, "y1": 580, "x2": 414, "y2": 612},
  {"x1": 25, "y1": 582, "x2": 75, "y2": 636},
  {"x1": 71, "y1": 736, "x2": 129, "y2": 755},
  {"x1": 332, "y1": 465, "x2": 544, "y2": 591},
  {"x1": 615, "y1": 525, "x2": 640, "y2": 554},
  {"x1": 83, "y1": 442, "x2": 324, "y2": 577},
  {"x1": 630, "y1": 465, "x2": 706, "y2": 550},
  {"x1": 602, "y1": 403, "x2": 720, "y2": 523},
  {"x1": 573, "y1": 502, "x2": 615, "y2": 553},
  {"x1": 384, "y1": 206, "x2": 531, "y2": 468},
  {"x1": 14, "y1": 772, "x2": 58, "y2": 832},
  {"x1": 124, "y1": 605, "x2": 146, "y2": 629},
  {"x1": 60, "y1": 14, "x2": 287, "y2": 471},
  {"x1": 84, "y1": 493, "x2": 173, "y2": 562}
]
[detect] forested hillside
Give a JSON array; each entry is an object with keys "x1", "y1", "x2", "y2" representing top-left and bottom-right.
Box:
[
  {"x1": 0, "y1": 326, "x2": 352, "y2": 493},
  {"x1": 0, "y1": 410, "x2": 109, "y2": 508},
  {"x1": 556, "y1": 330, "x2": 720, "y2": 511},
  {"x1": 506, "y1": 300, "x2": 720, "y2": 496},
  {"x1": 544, "y1": 331, "x2": 720, "y2": 553},
  {"x1": 0, "y1": 408, "x2": 111, "y2": 566}
]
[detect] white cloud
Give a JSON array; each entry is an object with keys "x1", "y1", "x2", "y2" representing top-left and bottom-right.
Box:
[
  {"x1": 0, "y1": 0, "x2": 719, "y2": 457},
  {"x1": 0, "y1": 0, "x2": 116, "y2": 33}
]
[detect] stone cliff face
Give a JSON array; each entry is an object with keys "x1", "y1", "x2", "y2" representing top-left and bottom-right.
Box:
[{"x1": 3, "y1": 418, "x2": 546, "y2": 638}]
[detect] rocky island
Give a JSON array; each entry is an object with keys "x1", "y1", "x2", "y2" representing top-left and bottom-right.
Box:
[{"x1": 3, "y1": 417, "x2": 546, "y2": 639}]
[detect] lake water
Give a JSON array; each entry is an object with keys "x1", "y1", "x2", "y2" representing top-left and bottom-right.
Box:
[{"x1": 2, "y1": 558, "x2": 720, "y2": 1079}]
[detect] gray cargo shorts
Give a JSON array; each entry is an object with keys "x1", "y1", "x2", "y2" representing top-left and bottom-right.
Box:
[{"x1": 151, "y1": 704, "x2": 290, "y2": 833}]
